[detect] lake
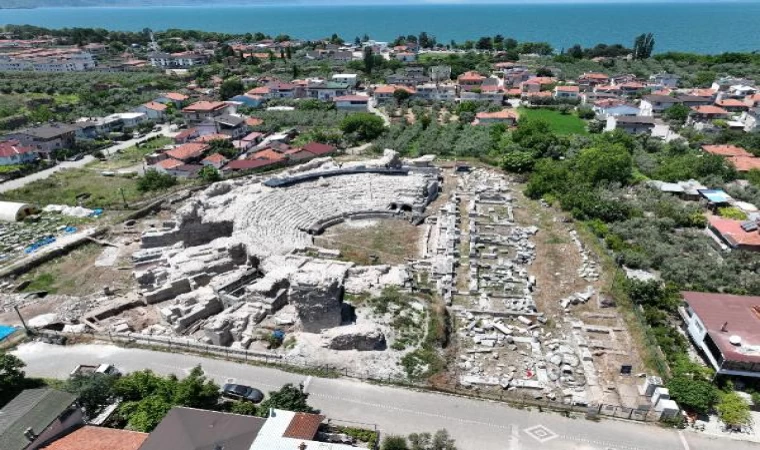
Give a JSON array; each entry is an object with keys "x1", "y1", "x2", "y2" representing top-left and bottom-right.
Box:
[{"x1": 2, "y1": 2, "x2": 760, "y2": 53}]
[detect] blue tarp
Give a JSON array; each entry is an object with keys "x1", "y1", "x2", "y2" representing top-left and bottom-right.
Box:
[
  {"x1": 24, "y1": 236, "x2": 56, "y2": 254},
  {"x1": 698, "y1": 189, "x2": 732, "y2": 204},
  {"x1": 0, "y1": 325, "x2": 18, "y2": 341}
]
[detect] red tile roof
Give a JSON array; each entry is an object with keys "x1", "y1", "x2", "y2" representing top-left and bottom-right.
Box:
[
  {"x1": 728, "y1": 156, "x2": 760, "y2": 172},
  {"x1": 0, "y1": 140, "x2": 35, "y2": 158},
  {"x1": 701, "y1": 144, "x2": 752, "y2": 157},
  {"x1": 282, "y1": 412, "x2": 326, "y2": 440},
  {"x1": 246, "y1": 117, "x2": 264, "y2": 127},
  {"x1": 224, "y1": 159, "x2": 277, "y2": 171},
  {"x1": 717, "y1": 98, "x2": 749, "y2": 108},
  {"x1": 252, "y1": 148, "x2": 286, "y2": 163},
  {"x1": 42, "y1": 426, "x2": 148, "y2": 450},
  {"x1": 143, "y1": 101, "x2": 167, "y2": 112},
  {"x1": 162, "y1": 92, "x2": 188, "y2": 102},
  {"x1": 194, "y1": 133, "x2": 231, "y2": 143},
  {"x1": 334, "y1": 95, "x2": 369, "y2": 102},
  {"x1": 155, "y1": 158, "x2": 184, "y2": 170},
  {"x1": 523, "y1": 77, "x2": 556, "y2": 85},
  {"x1": 689, "y1": 88, "x2": 716, "y2": 98},
  {"x1": 682, "y1": 290, "x2": 760, "y2": 364},
  {"x1": 691, "y1": 105, "x2": 729, "y2": 115},
  {"x1": 166, "y1": 143, "x2": 209, "y2": 161},
  {"x1": 202, "y1": 153, "x2": 228, "y2": 164},
  {"x1": 555, "y1": 85, "x2": 580, "y2": 92},
  {"x1": 242, "y1": 131, "x2": 264, "y2": 141},
  {"x1": 302, "y1": 142, "x2": 337, "y2": 156},
  {"x1": 174, "y1": 127, "x2": 199, "y2": 142},
  {"x1": 580, "y1": 72, "x2": 609, "y2": 80},
  {"x1": 182, "y1": 101, "x2": 228, "y2": 113},
  {"x1": 247, "y1": 86, "x2": 270, "y2": 95},
  {"x1": 458, "y1": 71, "x2": 485, "y2": 82}
]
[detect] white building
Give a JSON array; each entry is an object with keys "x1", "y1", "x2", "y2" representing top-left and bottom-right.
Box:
[
  {"x1": 0, "y1": 51, "x2": 95, "y2": 72},
  {"x1": 649, "y1": 73, "x2": 680, "y2": 88},
  {"x1": 331, "y1": 73, "x2": 359, "y2": 87},
  {"x1": 149, "y1": 51, "x2": 208, "y2": 68}
]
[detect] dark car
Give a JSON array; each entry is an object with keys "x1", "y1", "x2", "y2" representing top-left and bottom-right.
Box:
[{"x1": 222, "y1": 383, "x2": 264, "y2": 403}]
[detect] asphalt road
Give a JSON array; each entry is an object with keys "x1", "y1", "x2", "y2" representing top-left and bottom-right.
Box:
[
  {"x1": 0, "y1": 124, "x2": 173, "y2": 194},
  {"x1": 12, "y1": 342, "x2": 758, "y2": 450}
]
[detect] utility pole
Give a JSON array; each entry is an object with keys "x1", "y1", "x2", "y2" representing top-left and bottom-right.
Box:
[{"x1": 14, "y1": 305, "x2": 29, "y2": 335}]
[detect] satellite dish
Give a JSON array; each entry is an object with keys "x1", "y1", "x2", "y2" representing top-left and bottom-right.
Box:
[{"x1": 730, "y1": 335, "x2": 742, "y2": 346}]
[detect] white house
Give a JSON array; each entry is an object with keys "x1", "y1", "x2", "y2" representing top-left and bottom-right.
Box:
[
  {"x1": 134, "y1": 101, "x2": 167, "y2": 121},
  {"x1": 333, "y1": 95, "x2": 369, "y2": 111},
  {"x1": 105, "y1": 112, "x2": 147, "y2": 129},
  {"x1": 593, "y1": 101, "x2": 640, "y2": 119},
  {"x1": 331, "y1": 73, "x2": 359, "y2": 87},
  {"x1": 649, "y1": 73, "x2": 680, "y2": 89},
  {"x1": 553, "y1": 85, "x2": 580, "y2": 101},
  {"x1": 606, "y1": 116, "x2": 655, "y2": 134}
]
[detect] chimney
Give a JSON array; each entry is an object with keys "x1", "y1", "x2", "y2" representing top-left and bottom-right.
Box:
[
  {"x1": 298, "y1": 442, "x2": 307, "y2": 450},
  {"x1": 23, "y1": 427, "x2": 37, "y2": 442},
  {"x1": 721, "y1": 322, "x2": 729, "y2": 332}
]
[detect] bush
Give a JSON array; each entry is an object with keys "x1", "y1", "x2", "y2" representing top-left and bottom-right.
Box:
[
  {"x1": 340, "y1": 113, "x2": 386, "y2": 142},
  {"x1": 718, "y1": 206, "x2": 747, "y2": 220},
  {"x1": 137, "y1": 169, "x2": 177, "y2": 192}
]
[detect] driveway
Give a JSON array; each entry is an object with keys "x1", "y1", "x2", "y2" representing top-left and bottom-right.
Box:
[
  {"x1": 12, "y1": 342, "x2": 757, "y2": 450},
  {"x1": 368, "y1": 99, "x2": 391, "y2": 127},
  {"x1": 0, "y1": 124, "x2": 174, "y2": 194}
]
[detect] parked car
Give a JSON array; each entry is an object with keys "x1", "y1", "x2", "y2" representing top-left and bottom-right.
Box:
[
  {"x1": 70, "y1": 364, "x2": 121, "y2": 377},
  {"x1": 221, "y1": 383, "x2": 264, "y2": 403}
]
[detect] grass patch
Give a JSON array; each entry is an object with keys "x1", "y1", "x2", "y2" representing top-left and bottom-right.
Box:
[
  {"x1": 114, "y1": 136, "x2": 172, "y2": 165},
  {"x1": 22, "y1": 272, "x2": 57, "y2": 293},
  {"x1": 0, "y1": 165, "x2": 24, "y2": 174},
  {"x1": 367, "y1": 287, "x2": 426, "y2": 351},
  {"x1": 0, "y1": 167, "x2": 145, "y2": 209},
  {"x1": 518, "y1": 108, "x2": 588, "y2": 135}
]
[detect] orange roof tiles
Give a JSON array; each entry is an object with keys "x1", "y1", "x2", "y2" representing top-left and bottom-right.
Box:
[
  {"x1": 688, "y1": 88, "x2": 717, "y2": 98},
  {"x1": 165, "y1": 143, "x2": 208, "y2": 161},
  {"x1": 555, "y1": 85, "x2": 579, "y2": 92},
  {"x1": 252, "y1": 148, "x2": 287, "y2": 163},
  {"x1": 475, "y1": 110, "x2": 519, "y2": 120},
  {"x1": 247, "y1": 86, "x2": 270, "y2": 95},
  {"x1": 580, "y1": 72, "x2": 609, "y2": 80},
  {"x1": 716, "y1": 98, "x2": 749, "y2": 107},
  {"x1": 163, "y1": 92, "x2": 188, "y2": 101},
  {"x1": 0, "y1": 140, "x2": 35, "y2": 158},
  {"x1": 182, "y1": 101, "x2": 228, "y2": 113},
  {"x1": 143, "y1": 101, "x2": 167, "y2": 111},
  {"x1": 246, "y1": 117, "x2": 263, "y2": 127},
  {"x1": 194, "y1": 133, "x2": 231, "y2": 143},
  {"x1": 155, "y1": 158, "x2": 184, "y2": 170},
  {"x1": 202, "y1": 153, "x2": 228, "y2": 163},
  {"x1": 42, "y1": 426, "x2": 148, "y2": 450},
  {"x1": 458, "y1": 71, "x2": 485, "y2": 82},
  {"x1": 701, "y1": 145, "x2": 752, "y2": 157},
  {"x1": 282, "y1": 412, "x2": 325, "y2": 440},
  {"x1": 728, "y1": 156, "x2": 760, "y2": 172},
  {"x1": 709, "y1": 216, "x2": 760, "y2": 247},
  {"x1": 691, "y1": 105, "x2": 729, "y2": 115}
]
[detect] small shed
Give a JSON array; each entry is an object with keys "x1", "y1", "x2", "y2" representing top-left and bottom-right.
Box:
[{"x1": 0, "y1": 201, "x2": 35, "y2": 222}]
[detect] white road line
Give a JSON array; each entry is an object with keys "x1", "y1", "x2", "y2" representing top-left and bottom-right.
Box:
[
  {"x1": 509, "y1": 424, "x2": 520, "y2": 450},
  {"x1": 678, "y1": 431, "x2": 691, "y2": 450}
]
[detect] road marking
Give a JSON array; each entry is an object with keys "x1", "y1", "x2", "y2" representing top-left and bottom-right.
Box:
[
  {"x1": 678, "y1": 431, "x2": 690, "y2": 450},
  {"x1": 303, "y1": 376, "x2": 313, "y2": 392},
  {"x1": 523, "y1": 425, "x2": 558, "y2": 444},
  {"x1": 509, "y1": 424, "x2": 520, "y2": 450}
]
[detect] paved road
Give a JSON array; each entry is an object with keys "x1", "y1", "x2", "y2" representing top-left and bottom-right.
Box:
[
  {"x1": 12, "y1": 342, "x2": 757, "y2": 450},
  {"x1": 0, "y1": 124, "x2": 173, "y2": 193},
  {"x1": 368, "y1": 99, "x2": 391, "y2": 127}
]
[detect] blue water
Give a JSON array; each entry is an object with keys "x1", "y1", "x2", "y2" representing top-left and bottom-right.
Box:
[
  {"x1": 0, "y1": 325, "x2": 18, "y2": 341},
  {"x1": 1, "y1": 3, "x2": 760, "y2": 54}
]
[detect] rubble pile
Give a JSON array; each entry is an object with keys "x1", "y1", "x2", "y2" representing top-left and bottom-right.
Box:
[{"x1": 569, "y1": 230, "x2": 599, "y2": 281}]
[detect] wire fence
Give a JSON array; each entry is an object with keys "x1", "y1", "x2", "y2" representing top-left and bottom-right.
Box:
[{"x1": 35, "y1": 328, "x2": 664, "y2": 423}]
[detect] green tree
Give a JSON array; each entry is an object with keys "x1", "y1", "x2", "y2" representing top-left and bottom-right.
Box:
[
  {"x1": 663, "y1": 104, "x2": 690, "y2": 123},
  {"x1": 633, "y1": 33, "x2": 655, "y2": 59},
  {"x1": 340, "y1": 113, "x2": 386, "y2": 142},
  {"x1": 0, "y1": 353, "x2": 27, "y2": 407},
  {"x1": 717, "y1": 392, "x2": 752, "y2": 429},
  {"x1": 257, "y1": 384, "x2": 317, "y2": 417},
  {"x1": 574, "y1": 144, "x2": 632, "y2": 186},
  {"x1": 63, "y1": 373, "x2": 118, "y2": 419},
  {"x1": 393, "y1": 88, "x2": 412, "y2": 105},
  {"x1": 120, "y1": 395, "x2": 173, "y2": 432},
  {"x1": 199, "y1": 165, "x2": 221, "y2": 183},
  {"x1": 363, "y1": 46, "x2": 375, "y2": 75},
  {"x1": 230, "y1": 400, "x2": 259, "y2": 416},
  {"x1": 219, "y1": 77, "x2": 244, "y2": 100},
  {"x1": 408, "y1": 429, "x2": 457, "y2": 450},
  {"x1": 502, "y1": 150, "x2": 535, "y2": 173},
  {"x1": 382, "y1": 435, "x2": 410, "y2": 450},
  {"x1": 667, "y1": 376, "x2": 719, "y2": 414},
  {"x1": 137, "y1": 170, "x2": 177, "y2": 192},
  {"x1": 208, "y1": 138, "x2": 237, "y2": 159}
]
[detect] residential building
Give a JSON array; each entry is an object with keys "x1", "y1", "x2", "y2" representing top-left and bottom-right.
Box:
[
  {"x1": 306, "y1": 81, "x2": 352, "y2": 101},
  {"x1": 153, "y1": 158, "x2": 184, "y2": 174},
  {"x1": 0, "y1": 389, "x2": 83, "y2": 450},
  {"x1": 701, "y1": 144, "x2": 753, "y2": 158},
  {"x1": 0, "y1": 50, "x2": 95, "y2": 72},
  {"x1": 458, "y1": 71, "x2": 485, "y2": 87},
  {"x1": 105, "y1": 112, "x2": 147, "y2": 129},
  {"x1": 229, "y1": 94, "x2": 266, "y2": 108},
  {"x1": 649, "y1": 73, "x2": 680, "y2": 88},
  {"x1": 334, "y1": 95, "x2": 369, "y2": 111},
  {"x1": 373, "y1": 84, "x2": 414, "y2": 103},
  {"x1": 283, "y1": 147, "x2": 316, "y2": 162},
  {"x1": 394, "y1": 52, "x2": 417, "y2": 62},
  {"x1": 303, "y1": 142, "x2": 337, "y2": 157},
  {"x1": 739, "y1": 108, "x2": 760, "y2": 133},
  {"x1": 605, "y1": 116, "x2": 655, "y2": 134},
  {"x1": 249, "y1": 409, "x2": 359, "y2": 450},
  {"x1": 196, "y1": 114, "x2": 248, "y2": 139},
  {"x1": 41, "y1": 426, "x2": 147, "y2": 450},
  {"x1": 639, "y1": 94, "x2": 677, "y2": 116},
  {"x1": 682, "y1": 291, "x2": 760, "y2": 377},
  {"x1": 0, "y1": 140, "x2": 37, "y2": 166},
  {"x1": 182, "y1": 101, "x2": 233, "y2": 124},
  {"x1": 331, "y1": 73, "x2": 359, "y2": 87},
  {"x1": 5, "y1": 124, "x2": 76, "y2": 157},
  {"x1": 266, "y1": 82, "x2": 304, "y2": 99},
  {"x1": 578, "y1": 72, "x2": 610, "y2": 91},
  {"x1": 222, "y1": 158, "x2": 281, "y2": 174},
  {"x1": 689, "y1": 105, "x2": 730, "y2": 123},
  {"x1": 164, "y1": 142, "x2": 209, "y2": 163},
  {"x1": 138, "y1": 407, "x2": 265, "y2": 450},
  {"x1": 592, "y1": 100, "x2": 640, "y2": 119},
  {"x1": 201, "y1": 153, "x2": 228, "y2": 169},
  {"x1": 148, "y1": 51, "x2": 209, "y2": 68},
  {"x1": 472, "y1": 109, "x2": 519, "y2": 126},
  {"x1": 728, "y1": 156, "x2": 760, "y2": 172},
  {"x1": 521, "y1": 77, "x2": 556, "y2": 94},
  {"x1": 414, "y1": 83, "x2": 456, "y2": 102},
  {"x1": 553, "y1": 85, "x2": 580, "y2": 101},
  {"x1": 155, "y1": 92, "x2": 188, "y2": 107},
  {"x1": 133, "y1": 102, "x2": 167, "y2": 121},
  {"x1": 386, "y1": 73, "x2": 429, "y2": 86},
  {"x1": 430, "y1": 65, "x2": 452, "y2": 83},
  {"x1": 618, "y1": 81, "x2": 647, "y2": 96},
  {"x1": 712, "y1": 77, "x2": 755, "y2": 92},
  {"x1": 716, "y1": 98, "x2": 750, "y2": 113}
]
